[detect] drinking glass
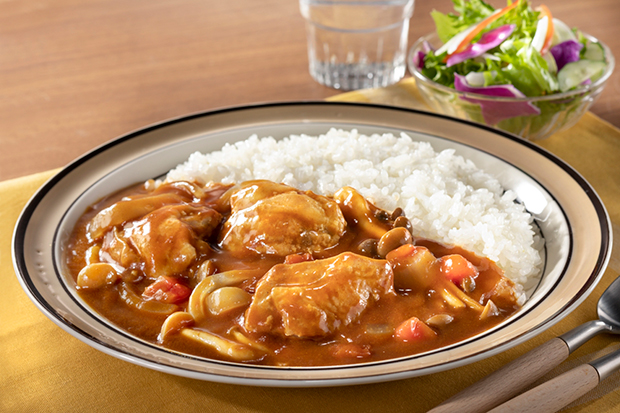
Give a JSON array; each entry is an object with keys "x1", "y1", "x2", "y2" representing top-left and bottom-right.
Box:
[{"x1": 299, "y1": 0, "x2": 415, "y2": 90}]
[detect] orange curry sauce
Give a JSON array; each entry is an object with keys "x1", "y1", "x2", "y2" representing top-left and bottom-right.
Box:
[{"x1": 65, "y1": 179, "x2": 521, "y2": 366}]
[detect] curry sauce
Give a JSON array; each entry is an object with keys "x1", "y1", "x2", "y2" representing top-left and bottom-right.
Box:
[{"x1": 65, "y1": 179, "x2": 522, "y2": 366}]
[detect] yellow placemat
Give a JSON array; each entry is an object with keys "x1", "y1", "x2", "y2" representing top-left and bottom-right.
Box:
[{"x1": 2, "y1": 79, "x2": 619, "y2": 412}]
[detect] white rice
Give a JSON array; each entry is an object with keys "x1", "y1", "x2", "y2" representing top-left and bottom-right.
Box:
[{"x1": 164, "y1": 128, "x2": 543, "y2": 288}]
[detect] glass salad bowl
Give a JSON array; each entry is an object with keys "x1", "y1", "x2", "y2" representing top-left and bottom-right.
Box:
[{"x1": 407, "y1": 32, "x2": 614, "y2": 141}]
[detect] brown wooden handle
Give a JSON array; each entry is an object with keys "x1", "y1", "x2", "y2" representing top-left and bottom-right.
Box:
[
  {"x1": 487, "y1": 364, "x2": 600, "y2": 413},
  {"x1": 428, "y1": 337, "x2": 570, "y2": 413}
]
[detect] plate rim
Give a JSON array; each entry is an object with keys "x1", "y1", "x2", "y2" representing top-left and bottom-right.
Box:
[{"x1": 11, "y1": 101, "x2": 613, "y2": 386}]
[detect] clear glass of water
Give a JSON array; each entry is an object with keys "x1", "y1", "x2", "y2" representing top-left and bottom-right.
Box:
[{"x1": 299, "y1": 0, "x2": 415, "y2": 91}]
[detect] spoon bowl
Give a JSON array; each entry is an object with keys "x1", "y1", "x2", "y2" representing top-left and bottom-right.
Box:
[
  {"x1": 558, "y1": 275, "x2": 620, "y2": 354},
  {"x1": 597, "y1": 275, "x2": 620, "y2": 331}
]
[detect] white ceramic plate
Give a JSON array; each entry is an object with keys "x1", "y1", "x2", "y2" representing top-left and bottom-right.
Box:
[{"x1": 12, "y1": 102, "x2": 612, "y2": 387}]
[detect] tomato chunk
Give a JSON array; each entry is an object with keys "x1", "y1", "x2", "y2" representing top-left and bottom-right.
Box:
[
  {"x1": 439, "y1": 254, "x2": 479, "y2": 284},
  {"x1": 394, "y1": 317, "x2": 436, "y2": 342},
  {"x1": 142, "y1": 276, "x2": 191, "y2": 304}
]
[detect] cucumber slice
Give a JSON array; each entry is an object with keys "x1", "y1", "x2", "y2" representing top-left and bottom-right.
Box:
[
  {"x1": 583, "y1": 41, "x2": 605, "y2": 62},
  {"x1": 552, "y1": 18, "x2": 578, "y2": 44},
  {"x1": 557, "y1": 59, "x2": 606, "y2": 92},
  {"x1": 543, "y1": 52, "x2": 558, "y2": 74}
]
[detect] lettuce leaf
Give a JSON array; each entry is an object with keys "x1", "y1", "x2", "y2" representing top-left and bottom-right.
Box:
[
  {"x1": 431, "y1": 10, "x2": 460, "y2": 44},
  {"x1": 452, "y1": 0, "x2": 495, "y2": 24},
  {"x1": 499, "y1": 43, "x2": 558, "y2": 95},
  {"x1": 430, "y1": 0, "x2": 494, "y2": 43}
]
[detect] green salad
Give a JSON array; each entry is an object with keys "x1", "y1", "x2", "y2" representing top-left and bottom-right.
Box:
[{"x1": 414, "y1": 0, "x2": 609, "y2": 128}]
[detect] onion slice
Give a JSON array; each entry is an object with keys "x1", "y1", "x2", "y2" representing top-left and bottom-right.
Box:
[
  {"x1": 413, "y1": 41, "x2": 433, "y2": 70},
  {"x1": 454, "y1": 74, "x2": 541, "y2": 125},
  {"x1": 413, "y1": 51, "x2": 426, "y2": 70},
  {"x1": 446, "y1": 25, "x2": 515, "y2": 67},
  {"x1": 550, "y1": 40, "x2": 584, "y2": 71},
  {"x1": 445, "y1": 1, "x2": 519, "y2": 59}
]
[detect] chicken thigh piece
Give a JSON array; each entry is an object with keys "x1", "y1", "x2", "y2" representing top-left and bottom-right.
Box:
[
  {"x1": 245, "y1": 252, "x2": 395, "y2": 338},
  {"x1": 218, "y1": 180, "x2": 346, "y2": 257},
  {"x1": 123, "y1": 204, "x2": 222, "y2": 278}
]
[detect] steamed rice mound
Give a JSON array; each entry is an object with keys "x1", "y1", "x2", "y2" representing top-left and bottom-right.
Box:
[{"x1": 165, "y1": 129, "x2": 543, "y2": 287}]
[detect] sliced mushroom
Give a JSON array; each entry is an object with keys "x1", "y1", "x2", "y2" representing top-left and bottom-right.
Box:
[
  {"x1": 443, "y1": 282, "x2": 484, "y2": 311},
  {"x1": 194, "y1": 259, "x2": 217, "y2": 283},
  {"x1": 212, "y1": 268, "x2": 264, "y2": 287},
  {"x1": 440, "y1": 287, "x2": 466, "y2": 309},
  {"x1": 390, "y1": 207, "x2": 405, "y2": 220},
  {"x1": 229, "y1": 327, "x2": 270, "y2": 353},
  {"x1": 86, "y1": 192, "x2": 186, "y2": 241},
  {"x1": 461, "y1": 276, "x2": 476, "y2": 293},
  {"x1": 377, "y1": 227, "x2": 413, "y2": 258},
  {"x1": 179, "y1": 328, "x2": 260, "y2": 361},
  {"x1": 84, "y1": 245, "x2": 101, "y2": 265},
  {"x1": 76, "y1": 262, "x2": 120, "y2": 289},
  {"x1": 480, "y1": 300, "x2": 500, "y2": 320},
  {"x1": 357, "y1": 239, "x2": 378, "y2": 258},
  {"x1": 159, "y1": 311, "x2": 195, "y2": 342},
  {"x1": 207, "y1": 287, "x2": 252, "y2": 316},
  {"x1": 365, "y1": 323, "x2": 393, "y2": 337},
  {"x1": 426, "y1": 314, "x2": 454, "y2": 327},
  {"x1": 393, "y1": 215, "x2": 413, "y2": 235},
  {"x1": 188, "y1": 276, "x2": 217, "y2": 320},
  {"x1": 188, "y1": 269, "x2": 262, "y2": 320}
]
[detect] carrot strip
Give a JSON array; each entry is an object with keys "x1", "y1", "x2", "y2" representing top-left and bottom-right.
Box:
[
  {"x1": 537, "y1": 4, "x2": 554, "y2": 54},
  {"x1": 448, "y1": 1, "x2": 520, "y2": 58}
]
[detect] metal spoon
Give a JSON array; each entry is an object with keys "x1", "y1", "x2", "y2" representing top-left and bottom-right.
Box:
[{"x1": 429, "y1": 274, "x2": 620, "y2": 413}]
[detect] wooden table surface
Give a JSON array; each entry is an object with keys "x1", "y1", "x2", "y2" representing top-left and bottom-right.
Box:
[{"x1": 1, "y1": 0, "x2": 619, "y2": 181}]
